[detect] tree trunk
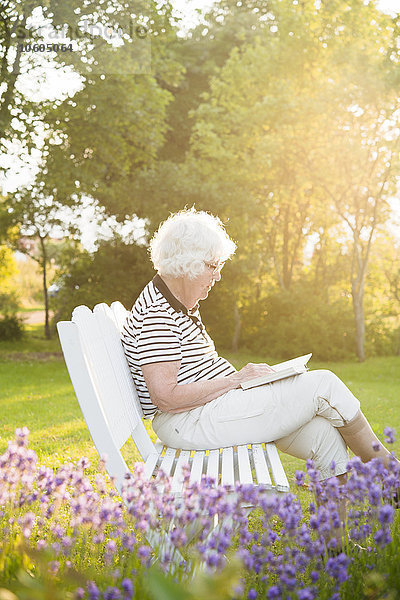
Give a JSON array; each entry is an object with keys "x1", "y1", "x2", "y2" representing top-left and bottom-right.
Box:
[
  {"x1": 351, "y1": 283, "x2": 365, "y2": 362},
  {"x1": 39, "y1": 236, "x2": 51, "y2": 339},
  {"x1": 232, "y1": 302, "x2": 241, "y2": 352},
  {"x1": 282, "y1": 202, "x2": 290, "y2": 289}
]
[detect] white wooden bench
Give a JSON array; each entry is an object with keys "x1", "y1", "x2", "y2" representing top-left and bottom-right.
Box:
[{"x1": 57, "y1": 302, "x2": 289, "y2": 566}]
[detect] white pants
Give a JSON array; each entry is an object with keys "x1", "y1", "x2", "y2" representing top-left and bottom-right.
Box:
[{"x1": 152, "y1": 369, "x2": 361, "y2": 480}]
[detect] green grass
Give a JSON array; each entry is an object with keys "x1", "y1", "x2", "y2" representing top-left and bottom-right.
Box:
[
  {"x1": 1, "y1": 332, "x2": 399, "y2": 486},
  {"x1": 0, "y1": 323, "x2": 61, "y2": 355}
]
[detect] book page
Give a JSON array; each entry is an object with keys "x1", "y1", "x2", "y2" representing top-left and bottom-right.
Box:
[
  {"x1": 240, "y1": 353, "x2": 312, "y2": 390},
  {"x1": 271, "y1": 353, "x2": 312, "y2": 372}
]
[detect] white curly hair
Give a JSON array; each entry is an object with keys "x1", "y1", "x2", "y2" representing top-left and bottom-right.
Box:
[{"x1": 149, "y1": 208, "x2": 236, "y2": 280}]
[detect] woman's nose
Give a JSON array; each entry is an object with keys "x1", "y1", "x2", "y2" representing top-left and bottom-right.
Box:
[{"x1": 213, "y1": 271, "x2": 221, "y2": 282}]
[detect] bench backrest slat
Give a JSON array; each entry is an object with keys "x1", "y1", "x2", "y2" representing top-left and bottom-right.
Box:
[
  {"x1": 72, "y1": 305, "x2": 134, "y2": 450},
  {"x1": 92, "y1": 303, "x2": 156, "y2": 460},
  {"x1": 93, "y1": 303, "x2": 143, "y2": 423}
]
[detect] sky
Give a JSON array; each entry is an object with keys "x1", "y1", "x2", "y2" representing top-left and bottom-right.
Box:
[
  {"x1": 172, "y1": 0, "x2": 400, "y2": 20},
  {"x1": 1, "y1": 0, "x2": 399, "y2": 247}
]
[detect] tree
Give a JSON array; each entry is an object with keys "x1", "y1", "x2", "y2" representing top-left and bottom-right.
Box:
[
  {"x1": 185, "y1": 0, "x2": 400, "y2": 360},
  {"x1": 32, "y1": 1, "x2": 183, "y2": 219},
  {"x1": 51, "y1": 236, "x2": 154, "y2": 324},
  {"x1": 0, "y1": 1, "x2": 177, "y2": 145},
  {"x1": 0, "y1": 185, "x2": 72, "y2": 338},
  {"x1": 159, "y1": 0, "x2": 281, "y2": 162},
  {"x1": 301, "y1": 0, "x2": 400, "y2": 360}
]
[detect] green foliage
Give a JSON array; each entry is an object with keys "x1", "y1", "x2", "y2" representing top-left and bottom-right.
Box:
[
  {"x1": 0, "y1": 245, "x2": 20, "y2": 319},
  {"x1": 0, "y1": 290, "x2": 20, "y2": 317},
  {"x1": 145, "y1": 561, "x2": 241, "y2": 600},
  {"x1": 0, "y1": 245, "x2": 16, "y2": 283},
  {"x1": 241, "y1": 287, "x2": 356, "y2": 361},
  {"x1": 51, "y1": 238, "x2": 154, "y2": 324},
  {"x1": 366, "y1": 315, "x2": 400, "y2": 357},
  {"x1": 0, "y1": 247, "x2": 23, "y2": 338},
  {"x1": 36, "y1": 1, "x2": 183, "y2": 218},
  {"x1": 186, "y1": 0, "x2": 400, "y2": 361},
  {"x1": 0, "y1": 316, "x2": 24, "y2": 341}
]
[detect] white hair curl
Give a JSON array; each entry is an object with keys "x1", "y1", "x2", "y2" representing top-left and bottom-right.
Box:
[{"x1": 149, "y1": 208, "x2": 236, "y2": 279}]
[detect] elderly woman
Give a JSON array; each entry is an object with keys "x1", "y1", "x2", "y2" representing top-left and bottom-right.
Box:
[{"x1": 121, "y1": 208, "x2": 394, "y2": 482}]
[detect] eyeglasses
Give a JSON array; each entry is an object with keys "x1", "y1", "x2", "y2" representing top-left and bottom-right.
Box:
[{"x1": 204, "y1": 261, "x2": 225, "y2": 275}]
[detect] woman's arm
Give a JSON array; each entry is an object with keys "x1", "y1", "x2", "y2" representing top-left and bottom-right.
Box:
[{"x1": 141, "y1": 360, "x2": 274, "y2": 414}]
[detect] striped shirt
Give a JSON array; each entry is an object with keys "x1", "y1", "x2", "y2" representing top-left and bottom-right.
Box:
[{"x1": 121, "y1": 274, "x2": 237, "y2": 418}]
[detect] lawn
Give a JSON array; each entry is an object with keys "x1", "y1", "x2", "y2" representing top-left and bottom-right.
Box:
[
  {"x1": 1, "y1": 326, "x2": 399, "y2": 483},
  {"x1": 1, "y1": 328, "x2": 400, "y2": 599}
]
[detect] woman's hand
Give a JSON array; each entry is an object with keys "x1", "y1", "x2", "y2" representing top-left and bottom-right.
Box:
[{"x1": 230, "y1": 362, "x2": 275, "y2": 388}]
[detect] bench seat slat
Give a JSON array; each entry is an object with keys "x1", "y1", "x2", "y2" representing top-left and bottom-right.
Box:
[
  {"x1": 252, "y1": 444, "x2": 272, "y2": 487},
  {"x1": 265, "y1": 443, "x2": 290, "y2": 492},
  {"x1": 154, "y1": 440, "x2": 164, "y2": 455},
  {"x1": 206, "y1": 449, "x2": 220, "y2": 484},
  {"x1": 159, "y1": 447, "x2": 177, "y2": 478},
  {"x1": 221, "y1": 447, "x2": 234, "y2": 487},
  {"x1": 144, "y1": 452, "x2": 160, "y2": 479},
  {"x1": 171, "y1": 450, "x2": 191, "y2": 493},
  {"x1": 190, "y1": 451, "x2": 205, "y2": 485},
  {"x1": 237, "y1": 445, "x2": 253, "y2": 485}
]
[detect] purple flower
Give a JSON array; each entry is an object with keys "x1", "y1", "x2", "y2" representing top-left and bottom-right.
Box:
[
  {"x1": 170, "y1": 527, "x2": 187, "y2": 548},
  {"x1": 248, "y1": 589, "x2": 257, "y2": 599},
  {"x1": 234, "y1": 584, "x2": 244, "y2": 597},
  {"x1": 48, "y1": 561, "x2": 59, "y2": 575},
  {"x1": 267, "y1": 586, "x2": 281, "y2": 599},
  {"x1": 121, "y1": 578, "x2": 134, "y2": 598},
  {"x1": 325, "y1": 554, "x2": 349, "y2": 583},
  {"x1": 383, "y1": 427, "x2": 396, "y2": 444},
  {"x1": 378, "y1": 504, "x2": 394, "y2": 525},
  {"x1": 295, "y1": 471, "x2": 305, "y2": 486},
  {"x1": 75, "y1": 588, "x2": 85, "y2": 600},
  {"x1": 87, "y1": 581, "x2": 100, "y2": 600},
  {"x1": 138, "y1": 545, "x2": 151, "y2": 564},
  {"x1": 206, "y1": 551, "x2": 222, "y2": 568},
  {"x1": 105, "y1": 540, "x2": 117, "y2": 555},
  {"x1": 104, "y1": 587, "x2": 121, "y2": 600},
  {"x1": 368, "y1": 484, "x2": 382, "y2": 506},
  {"x1": 298, "y1": 588, "x2": 315, "y2": 600},
  {"x1": 15, "y1": 427, "x2": 30, "y2": 446},
  {"x1": 374, "y1": 527, "x2": 392, "y2": 546}
]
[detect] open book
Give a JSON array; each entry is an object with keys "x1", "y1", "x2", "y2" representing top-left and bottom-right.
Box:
[{"x1": 240, "y1": 353, "x2": 312, "y2": 390}]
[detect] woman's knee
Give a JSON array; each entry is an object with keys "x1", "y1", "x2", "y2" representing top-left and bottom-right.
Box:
[
  {"x1": 309, "y1": 417, "x2": 349, "y2": 478},
  {"x1": 276, "y1": 416, "x2": 348, "y2": 479},
  {"x1": 313, "y1": 369, "x2": 340, "y2": 383}
]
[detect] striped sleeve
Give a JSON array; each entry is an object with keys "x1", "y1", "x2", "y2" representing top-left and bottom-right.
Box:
[{"x1": 136, "y1": 309, "x2": 182, "y2": 365}]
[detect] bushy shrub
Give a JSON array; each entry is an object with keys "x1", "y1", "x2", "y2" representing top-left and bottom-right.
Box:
[
  {"x1": 366, "y1": 315, "x2": 400, "y2": 357},
  {"x1": 0, "y1": 315, "x2": 24, "y2": 340},
  {"x1": 51, "y1": 238, "x2": 154, "y2": 326},
  {"x1": 240, "y1": 288, "x2": 356, "y2": 361},
  {"x1": 0, "y1": 289, "x2": 20, "y2": 316}
]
